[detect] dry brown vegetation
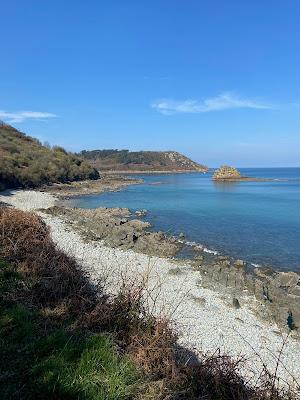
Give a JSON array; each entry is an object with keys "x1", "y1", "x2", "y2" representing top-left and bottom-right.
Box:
[{"x1": 0, "y1": 207, "x2": 297, "y2": 399}]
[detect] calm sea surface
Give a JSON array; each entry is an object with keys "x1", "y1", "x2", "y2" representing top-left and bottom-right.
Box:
[{"x1": 69, "y1": 168, "x2": 300, "y2": 271}]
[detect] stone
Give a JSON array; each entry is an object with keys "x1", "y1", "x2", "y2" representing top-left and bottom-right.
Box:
[
  {"x1": 235, "y1": 259, "x2": 245, "y2": 268},
  {"x1": 290, "y1": 286, "x2": 300, "y2": 297},
  {"x1": 218, "y1": 256, "x2": 229, "y2": 261},
  {"x1": 135, "y1": 209, "x2": 148, "y2": 217},
  {"x1": 233, "y1": 298, "x2": 241, "y2": 309},
  {"x1": 194, "y1": 254, "x2": 204, "y2": 262},
  {"x1": 273, "y1": 272, "x2": 299, "y2": 290}
]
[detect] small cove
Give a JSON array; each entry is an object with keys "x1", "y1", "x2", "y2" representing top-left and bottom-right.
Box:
[{"x1": 68, "y1": 168, "x2": 300, "y2": 271}]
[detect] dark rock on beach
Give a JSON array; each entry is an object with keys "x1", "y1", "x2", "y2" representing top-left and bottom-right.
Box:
[{"x1": 0, "y1": 201, "x2": 10, "y2": 209}]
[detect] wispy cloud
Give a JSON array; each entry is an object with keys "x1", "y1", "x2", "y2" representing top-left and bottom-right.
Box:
[
  {"x1": 151, "y1": 92, "x2": 274, "y2": 115},
  {"x1": 0, "y1": 110, "x2": 57, "y2": 123}
]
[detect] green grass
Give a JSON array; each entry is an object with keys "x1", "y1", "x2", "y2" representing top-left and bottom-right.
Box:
[
  {"x1": 32, "y1": 335, "x2": 140, "y2": 399},
  {"x1": 0, "y1": 261, "x2": 142, "y2": 400},
  {"x1": 0, "y1": 260, "x2": 21, "y2": 296}
]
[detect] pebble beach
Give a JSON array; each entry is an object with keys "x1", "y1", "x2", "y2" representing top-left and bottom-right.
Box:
[{"x1": 1, "y1": 189, "x2": 300, "y2": 393}]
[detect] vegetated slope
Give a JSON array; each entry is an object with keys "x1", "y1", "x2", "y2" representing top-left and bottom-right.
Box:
[
  {"x1": 0, "y1": 122, "x2": 99, "y2": 190},
  {"x1": 80, "y1": 149, "x2": 208, "y2": 172}
]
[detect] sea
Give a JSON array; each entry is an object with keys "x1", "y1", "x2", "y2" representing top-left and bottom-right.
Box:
[{"x1": 69, "y1": 168, "x2": 300, "y2": 272}]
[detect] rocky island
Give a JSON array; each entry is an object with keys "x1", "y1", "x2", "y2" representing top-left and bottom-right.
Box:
[
  {"x1": 213, "y1": 165, "x2": 242, "y2": 180},
  {"x1": 213, "y1": 165, "x2": 275, "y2": 182}
]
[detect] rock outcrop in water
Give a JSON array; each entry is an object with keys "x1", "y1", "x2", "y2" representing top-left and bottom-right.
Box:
[{"x1": 213, "y1": 166, "x2": 242, "y2": 181}]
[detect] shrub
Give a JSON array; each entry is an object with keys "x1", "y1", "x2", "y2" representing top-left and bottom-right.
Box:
[{"x1": 0, "y1": 123, "x2": 100, "y2": 190}]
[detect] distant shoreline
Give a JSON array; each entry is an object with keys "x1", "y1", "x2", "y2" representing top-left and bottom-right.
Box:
[
  {"x1": 101, "y1": 169, "x2": 208, "y2": 174},
  {"x1": 40, "y1": 175, "x2": 143, "y2": 198}
]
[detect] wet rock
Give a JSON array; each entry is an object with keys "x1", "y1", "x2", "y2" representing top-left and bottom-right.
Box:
[
  {"x1": 194, "y1": 254, "x2": 204, "y2": 262},
  {"x1": 156, "y1": 231, "x2": 166, "y2": 241},
  {"x1": 287, "y1": 311, "x2": 297, "y2": 330},
  {"x1": 233, "y1": 298, "x2": 241, "y2": 309},
  {"x1": 218, "y1": 256, "x2": 229, "y2": 261},
  {"x1": 134, "y1": 233, "x2": 180, "y2": 258},
  {"x1": 217, "y1": 256, "x2": 231, "y2": 268},
  {"x1": 131, "y1": 231, "x2": 139, "y2": 243},
  {"x1": 253, "y1": 267, "x2": 275, "y2": 279},
  {"x1": 234, "y1": 259, "x2": 246, "y2": 268}
]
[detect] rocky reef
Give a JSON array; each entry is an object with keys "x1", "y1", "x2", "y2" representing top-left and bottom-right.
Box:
[
  {"x1": 43, "y1": 205, "x2": 181, "y2": 258},
  {"x1": 193, "y1": 249, "x2": 300, "y2": 332},
  {"x1": 213, "y1": 165, "x2": 242, "y2": 180}
]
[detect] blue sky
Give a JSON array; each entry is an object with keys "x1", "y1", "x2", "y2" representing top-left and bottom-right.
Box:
[{"x1": 1, "y1": 1, "x2": 300, "y2": 167}]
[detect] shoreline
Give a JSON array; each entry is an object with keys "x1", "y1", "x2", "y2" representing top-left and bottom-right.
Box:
[
  {"x1": 1, "y1": 187, "x2": 300, "y2": 390},
  {"x1": 213, "y1": 176, "x2": 282, "y2": 182},
  {"x1": 36, "y1": 176, "x2": 300, "y2": 335},
  {"x1": 40, "y1": 174, "x2": 143, "y2": 198},
  {"x1": 51, "y1": 198, "x2": 300, "y2": 334},
  {"x1": 58, "y1": 176, "x2": 296, "y2": 271},
  {"x1": 3, "y1": 177, "x2": 299, "y2": 322},
  {"x1": 101, "y1": 169, "x2": 208, "y2": 174}
]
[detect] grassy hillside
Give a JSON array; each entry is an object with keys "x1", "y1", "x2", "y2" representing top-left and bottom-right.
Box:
[
  {"x1": 80, "y1": 149, "x2": 208, "y2": 172},
  {"x1": 0, "y1": 122, "x2": 99, "y2": 190}
]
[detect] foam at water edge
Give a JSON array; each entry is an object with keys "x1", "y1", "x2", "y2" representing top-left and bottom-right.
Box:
[
  {"x1": 251, "y1": 263, "x2": 262, "y2": 268},
  {"x1": 176, "y1": 237, "x2": 219, "y2": 256}
]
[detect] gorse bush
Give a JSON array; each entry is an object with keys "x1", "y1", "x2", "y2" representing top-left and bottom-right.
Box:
[{"x1": 0, "y1": 122, "x2": 99, "y2": 190}]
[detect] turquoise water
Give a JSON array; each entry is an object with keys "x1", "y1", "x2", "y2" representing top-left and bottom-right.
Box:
[{"x1": 70, "y1": 168, "x2": 300, "y2": 271}]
